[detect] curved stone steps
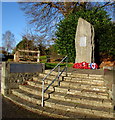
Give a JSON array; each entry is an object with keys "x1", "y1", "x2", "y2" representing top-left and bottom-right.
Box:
[
  {"x1": 70, "y1": 74, "x2": 104, "y2": 80},
  {"x1": 55, "y1": 86, "x2": 108, "y2": 99},
  {"x1": 45, "y1": 98, "x2": 113, "y2": 118},
  {"x1": 35, "y1": 72, "x2": 105, "y2": 88},
  {"x1": 11, "y1": 89, "x2": 113, "y2": 118},
  {"x1": 50, "y1": 91, "x2": 112, "y2": 108},
  {"x1": 27, "y1": 80, "x2": 108, "y2": 99},
  {"x1": 32, "y1": 77, "x2": 107, "y2": 92},
  {"x1": 5, "y1": 69, "x2": 114, "y2": 118},
  {"x1": 5, "y1": 94, "x2": 105, "y2": 118},
  {"x1": 28, "y1": 79, "x2": 59, "y2": 88},
  {"x1": 64, "y1": 77, "x2": 105, "y2": 85},
  {"x1": 12, "y1": 88, "x2": 111, "y2": 112},
  {"x1": 34, "y1": 75, "x2": 105, "y2": 87},
  {"x1": 17, "y1": 83, "x2": 112, "y2": 108},
  {"x1": 19, "y1": 85, "x2": 50, "y2": 98},
  {"x1": 39, "y1": 72, "x2": 104, "y2": 81},
  {"x1": 12, "y1": 89, "x2": 42, "y2": 105},
  {"x1": 38, "y1": 74, "x2": 63, "y2": 81},
  {"x1": 4, "y1": 94, "x2": 69, "y2": 118},
  {"x1": 44, "y1": 70, "x2": 104, "y2": 79}
]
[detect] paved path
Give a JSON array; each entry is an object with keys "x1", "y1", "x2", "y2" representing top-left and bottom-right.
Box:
[{"x1": 2, "y1": 96, "x2": 49, "y2": 119}]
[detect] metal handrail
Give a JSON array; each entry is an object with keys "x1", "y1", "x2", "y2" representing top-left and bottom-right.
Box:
[{"x1": 41, "y1": 56, "x2": 68, "y2": 107}]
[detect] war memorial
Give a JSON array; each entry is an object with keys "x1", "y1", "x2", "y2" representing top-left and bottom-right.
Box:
[{"x1": 1, "y1": 18, "x2": 115, "y2": 118}]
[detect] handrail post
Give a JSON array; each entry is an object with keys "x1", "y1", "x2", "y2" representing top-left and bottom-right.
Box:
[
  {"x1": 66, "y1": 57, "x2": 68, "y2": 76},
  {"x1": 41, "y1": 80, "x2": 45, "y2": 107},
  {"x1": 58, "y1": 65, "x2": 60, "y2": 86},
  {"x1": 58, "y1": 65, "x2": 60, "y2": 76}
]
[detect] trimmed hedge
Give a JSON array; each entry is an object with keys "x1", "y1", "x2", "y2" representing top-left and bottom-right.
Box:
[{"x1": 45, "y1": 62, "x2": 73, "y2": 69}]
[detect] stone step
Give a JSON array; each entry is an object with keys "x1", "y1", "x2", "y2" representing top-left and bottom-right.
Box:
[
  {"x1": 72, "y1": 74, "x2": 103, "y2": 79},
  {"x1": 19, "y1": 85, "x2": 48, "y2": 98},
  {"x1": 33, "y1": 75, "x2": 105, "y2": 87},
  {"x1": 32, "y1": 77, "x2": 107, "y2": 92},
  {"x1": 64, "y1": 76, "x2": 104, "y2": 82},
  {"x1": 44, "y1": 70, "x2": 67, "y2": 76},
  {"x1": 4, "y1": 94, "x2": 69, "y2": 118},
  {"x1": 45, "y1": 98, "x2": 113, "y2": 118},
  {"x1": 27, "y1": 80, "x2": 107, "y2": 96},
  {"x1": 39, "y1": 72, "x2": 104, "y2": 81},
  {"x1": 64, "y1": 78, "x2": 105, "y2": 86},
  {"x1": 64, "y1": 79, "x2": 105, "y2": 86},
  {"x1": 39, "y1": 72, "x2": 89, "y2": 80},
  {"x1": 44, "y1": 70, "x2": 104, "y2": 79},
  {"x1": 27, "y1": 81, "x2": 55, "y2": 92},
  {"x1": 12, "y1": 89, "x2": 110, "y2": 116},
  {"x1": 12, "y1": 89, "x2": 42, "y2": 105},
  {"x1": 49, "y1": 91, "x2": 112, "y2": 108},
  {"x1": 60, "y1": 81, "x2": 107, "y2": 92},
  {"x1": 28, "y1": 81, "x2": 108, "y2": 99},
  {"x1": 38, "y1": 73, "x2": 63, "y2": 81},
  {"x1": 19, "y1": 85, "x2": 54, "y2": 98},
  {"x1": 13, "y1": 88, "x2": 111, "y2": 111},
  {"x1": 67, "y1": 75, "x2": 104, "y2": 80},
  {"x1": 55, "y1": 86, "x2": 108, "y2": 99},
  {"x1": 5, "y1": 94, "x2": 108, "y2": 118},
  {"x1": 33, "y1": 76, "x2": 62, "y2": 84},
  {"x1": 27, "y1": 80, "x2": 60, "y2": 89},
  {"x1": 27, "y1": 80, "x2": 109, "y2": 100},
  {"x1": 67, "y1": 68, "x2": 104, "y2": 75}
]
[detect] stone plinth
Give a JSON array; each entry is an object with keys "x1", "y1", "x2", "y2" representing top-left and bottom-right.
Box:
[{"x1": 75, "y1": 18, "x2": 95, "y2": 63}]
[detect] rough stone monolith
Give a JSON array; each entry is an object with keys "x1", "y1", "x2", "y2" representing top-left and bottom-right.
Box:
[{"x1": 75, "y1": 18, "x2": 95, "y2": 63}]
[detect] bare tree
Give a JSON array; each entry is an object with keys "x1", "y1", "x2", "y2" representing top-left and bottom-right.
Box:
[
  {"x1": 20, "y1": 27, "x2": 47, "y2": 55},
  {"x1": 19, "y1": 2, "x2": 115, "y2": 42},
  {"x1": 21, "y1": 27, "x2": 47, "y2": 47},
  {"x1": 2, "y1": 31, "x2": 15, "y2": 54}
]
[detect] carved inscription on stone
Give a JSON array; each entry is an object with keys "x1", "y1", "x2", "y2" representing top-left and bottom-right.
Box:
[{"x1": 80, "y1": 36, "x2": 86, "y2": 47}]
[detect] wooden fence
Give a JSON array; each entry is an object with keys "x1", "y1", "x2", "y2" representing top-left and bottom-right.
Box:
[{"x1": 14, "y1": 49, "x2": 40, "y2": 62}]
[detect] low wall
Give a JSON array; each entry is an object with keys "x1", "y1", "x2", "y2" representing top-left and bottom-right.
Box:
[
  {"x1": 1, "y1": 62, "x2": 45, "y2": 95},
  {"x1": 103, "y1": 69, "x2": 115, "y2": 116},
  {"x1": 104, "y1": 70, "x2": 115, "y2": 106}
]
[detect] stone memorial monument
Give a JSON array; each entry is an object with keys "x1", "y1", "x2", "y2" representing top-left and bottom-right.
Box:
[{"x1": 75, "y1": 18, "x2": 95, "y2": 63}]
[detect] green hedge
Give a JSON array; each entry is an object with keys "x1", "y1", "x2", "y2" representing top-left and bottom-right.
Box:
[
  {"x1": 39, "y1": 56, "x2": 47, "y2": 63},
  {"x1": 45, "y1": 63, "x2": 73, "y2": 69}
]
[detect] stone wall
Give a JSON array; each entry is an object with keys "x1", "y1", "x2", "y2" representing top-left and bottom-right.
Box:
[
  {"x1": 103, "y1": 70, "x2": 115, "y2": 116},
  {"x1": 1, "y1": 62, "x2": 45, "y2": 95},
  {"x1": 104, "y1": 70, "x2": 115, "y2": 104}
]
